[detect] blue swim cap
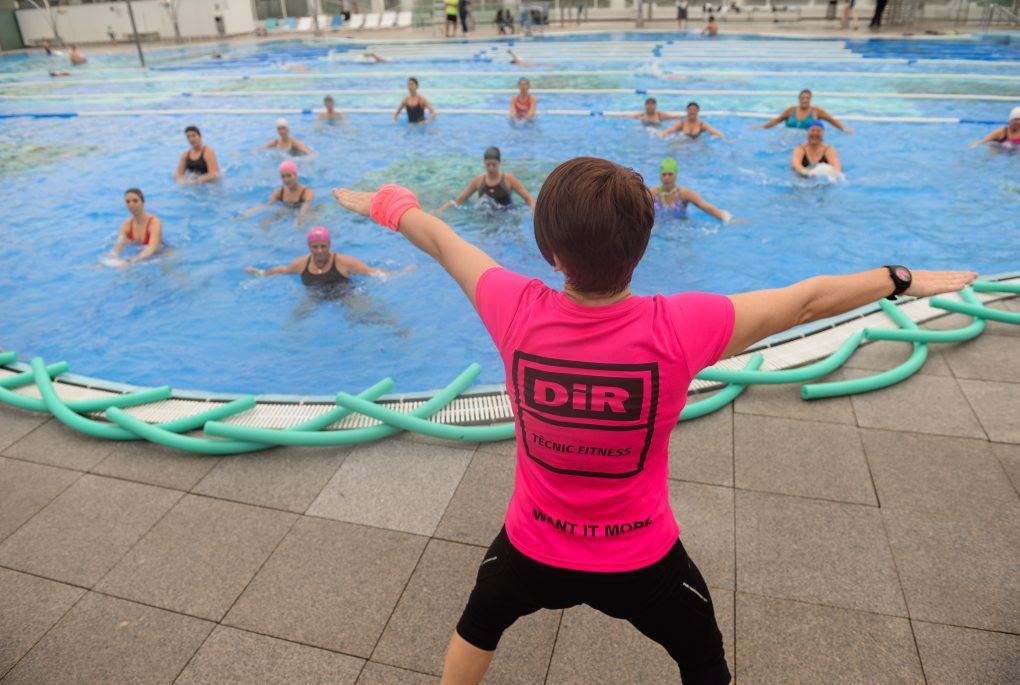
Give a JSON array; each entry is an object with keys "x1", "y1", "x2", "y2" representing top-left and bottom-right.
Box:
[{"x1": 808, "y1": 121, "x2": 825, "y2": 130}]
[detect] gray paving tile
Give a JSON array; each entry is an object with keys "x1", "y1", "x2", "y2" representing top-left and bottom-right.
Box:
[
  {"x1": 96, "y1": 495, "x2": 297, "y2": 621},
  {"x1": 3, "y1": 419, "x2": 121, "y2": 471},
  {"x1": 735, "y1": 593, "x2": 924, "y2": 685},
  {"x1": 669, "y1": 480, "x2": 734, "y2": 590},
  {"x1": 0, "y1": 457, "x2": 79, "y2": 542},
  {"x1": 843, "y1": 340, "x2": 953, "y2": 376},
  {"x1": 883, "y1": 506, "x2": 1020, "y2": 633},
  {"x1": 223, "y1": 517, "x2": 426, "y2": 657},
  {"x1": 0, "y1": 567, "x2": 85, "y2": 677},
  {"x1": 912, "y1": 620, "x2": 1020, "y2": 685},
  {"x1": 942, "y1": 333, "x2": 1020, "y2": 383},
  {"x1": 0, "y1": 592, "x2": 212, "y2": 685},
  {"x1": 669, "y1": 402, "x2": 733, "y2": 486},
  {"x1": 922, "y1": 300, "x2": 1020, "y2": 338},
  {"x1": 847, "y1": 370, "x2": 986, "y2": 439},
  {"x1": 734, "y1": 414, "x2": 876, "y2": 505},
  {"x1": 192, "y1": 445, "x2": 351, "y2": 513},
  {"x1": 395, "y1": 430, "x2": 480, "y2": 452},
  {"x1": 959, "y1": 378, "x2": 1020, "y2": 444},
  {"x1": 91, "y1": 441, "x2": 221, "y2": 491},
  {"x1": 863, "y1": 430, "x2": 1017, "y2": 514},
  {"x1": 734, "y1": 374, "x2": 857, "y2": 426},
  {"x1": 307, "y1": 438, "x2": 473, "y2": 536},
  {"x1": 373, "y1": 538, "x2": 558, "y2": 683},
  {"x1": 475, "y1": 439, "x2": 516, "y2": 458},
  {"x1": 356, "y1": 662, "x2": 439, "y2": 685},
  {"x1": 992, "y1": 442, "x2": 1020, "y2": 495},
  {"x1": 546, "y1": 590, "x2": 734, "y2": 685},
  {"x1": 735, "y1": 490, "x2": 906, "y2": 615},
  {"x1": 435, "y1": 448, "x2": 514, "y2": 546},
  {"x1": 0, "y1": 408, "x2": 49, "y2": 453},
  {"x1": 0, "y1": 474, "x2": 182, "y2": 587},
  {"x1": 174, "y1": 625, "x2": 364, "y2": 685}
]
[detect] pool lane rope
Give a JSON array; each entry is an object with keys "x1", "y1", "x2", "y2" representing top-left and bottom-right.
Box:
[{"x1": 0, "y1": 281, "x2": 1017, "y2": 454}]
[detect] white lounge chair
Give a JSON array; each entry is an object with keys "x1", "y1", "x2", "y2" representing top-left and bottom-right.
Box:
[
  {"x1": 381, "y1": 11, "x2": 397, "y2": 27},
  {"x1": 362, "y1": 13, "x2": 381, "y2": 29},
  {"x1": 396, "y1": 10, "x2": 412, "y2": 27},
  {"x1": 296, "y1": 17, "x2": 313, "y2": 31},
  {"x1": 347, "y1": 13, "x2": 365, "y2": 29}
]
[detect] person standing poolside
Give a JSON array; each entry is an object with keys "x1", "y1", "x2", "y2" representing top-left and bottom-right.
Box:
[
  {"x1": 245, "y1": 226, "x2": 412, "y2": 288},
  {"x1": 841, "y1": 0, "x2": 861, "y2": 30},
  {"x1": 174, "y1": 126, "x2": 220, "y2": 184},
  {"x1": 318, "y1": 96, "x2": 347, "y2": 123},
  {"x1": 791, "y1": 122, "x2": 843, "y2": 177},
  {"x1": 435, "y1": 147, "x2": 535, "y2": 213},
  {"x1": 445, "y1": 0, "x2": 459, "y2": 36},
  {"x1": 756, "y1": 88, "x2": 854, "y2": 134},
  {"x1": 459, "y1": 0, "x2": 471, "y2": 34},
  {"x1": 649, "y1": 157, "x2": 739, "y2": 222},
  {"x1": 702, "y1": 14, "x2": 718, "y2": 36},
  {"x1": 969, "y1": 106, "x2": 1020, "y2": 150},
  {"x1": 869, "y1": 0, "x2": 889, "y2": 29},
  {"x1": 331, "y1": 158, "x2": 976, "y2": 685},
  {"x1": 111, "y1": 188, "x2": 162, "y2": 266},
  {"x1": 237, "y1": 161, "x2": 315, "y2": 227},
  {"x1": 393, "y1": 78, "x2": 436, "y2": 125},
  {"x1": 254, "y1": 118, "x2": 313, "y2": 155},
  {"x1": 624, "y1": 97, "x2": 683, "y2": 126},
  {"x1": 658, "y1": 102, "x2": 727, "y2": 140},
  {"x1": 510, "y1": 78, "x2": 537, "y2": 121},
  {"x1": 676, "y1": 0, "x2": 689, "y2": 29}
]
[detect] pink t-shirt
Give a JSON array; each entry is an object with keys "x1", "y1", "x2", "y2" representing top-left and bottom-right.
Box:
[{"x1": 476, "y1": 268, "x2": 734, "y2": 572}]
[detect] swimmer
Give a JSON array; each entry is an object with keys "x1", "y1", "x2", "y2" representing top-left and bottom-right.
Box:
[
  {"x1": 42, "y1": 39, "x2": 53, "y2": 56},
  {"x1": 317, "y1": 95, "x2": 347, "y2": 123},
  {"x1": 355, "y1": 52, "x2": 389, "y2": 63},
  {"x1": 111, "y1": 188, "x2": 162, "y2": 266},
  {"x1": 254, "y1": 118, "x2": 312, "y2": 155},
  {"x1": 393, "y1": 78, "x2": 436, "y2": 125},
  {"x1": 174, "y1": 125, "x2": 220, "y2": 184},
  {"x1": 282, "y1": 63, "x2": 310, "y2": 71},
  {"x1": 624, "y1": 97, "x2": 683, "y2": 126},
  {"x1": 507, "y1": 49, "x2": 535, "y2": 67},
  {"x1": 658, "y1": 102, "x2": 727, "y2": 140},
  {"x1": 791, "y1": 122, "x2": 843, "y2": 177},
  {"x1": 435, "y1": 147, "x2": 536, "y2": 213},
  {"x1": 702, "y1": 14, "x2": 718, "y2": 36},
  {"x1": 510, "y1": 78, "x2": 537, "y2": 121},
  {"x1": 69, "y1": 45, "x2": 87, "y2": 65},
  {"x1": 49, "y1": 71, "x2": 71, "y2": 78},
  {"x1": 329, "y1": 157, "x2": 976, "y2": 685},
  {"x1": 245, "y1": 226, "x2": 413, "y2": 285},
  {"x1": 236, "y1": 161, "x2": 315, "y2": 227},
  {"x1": 969, "y1": 106, "x2": 1020, "y2": 150},
  {"x1": 756, "y1": 88, "x2": 854, "y2": 134},
  {"x1": 649, "y1": 157, "x2": 740, "y2": 222}
]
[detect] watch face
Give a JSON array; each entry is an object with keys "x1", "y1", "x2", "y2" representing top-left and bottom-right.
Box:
[{"x1": 894, "y1": 267, "x2": 911, "y2": 282}]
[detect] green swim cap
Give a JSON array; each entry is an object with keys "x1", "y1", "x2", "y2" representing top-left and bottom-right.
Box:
[{"x1": 660, "y1": 158, "x2": 678, "y2": 174}]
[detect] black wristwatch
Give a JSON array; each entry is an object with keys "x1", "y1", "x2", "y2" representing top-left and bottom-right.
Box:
[{"x1": 885, "y1": 265, "x2": 912, "y2": 300}]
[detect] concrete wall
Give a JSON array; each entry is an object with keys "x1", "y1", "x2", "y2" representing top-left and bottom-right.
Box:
[{"x1": 17, "y1": 0, "x2": 257, "y2": 45}]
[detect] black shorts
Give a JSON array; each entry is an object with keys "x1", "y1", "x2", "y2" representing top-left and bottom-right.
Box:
[
  {"x1": 678, "y1": 7, "x2": 689, "y2": 19},
  {"x1": 446, "y1": 14, "x2": 458, "y2": 23},
  {"x1": 456, "y1": 528, "x2": 731, "y2": 685}
]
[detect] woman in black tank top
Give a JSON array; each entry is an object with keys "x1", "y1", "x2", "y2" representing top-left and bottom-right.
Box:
[
  {"x1": 437, "y1": 146, "x2": 537, "y2": 213},
  {"x1": 393, "y1": 77, "x2": 436, "y2": 125},
  {"x1": 174, "y1": 125, "x2": 220, "y2": 184}
]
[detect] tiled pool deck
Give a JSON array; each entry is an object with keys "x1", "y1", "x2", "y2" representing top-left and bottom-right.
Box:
[{"x1": 1, "y1": 301, "x2": 1018, "y2": 684}]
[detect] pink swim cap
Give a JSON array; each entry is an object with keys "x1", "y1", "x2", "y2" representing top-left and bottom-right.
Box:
[
  {"x1": 279, "y1": 160, "x2": 298, "y2": 175},
  {"x1": 307, "y1": 226, "x2": 331, "y2": 245}
]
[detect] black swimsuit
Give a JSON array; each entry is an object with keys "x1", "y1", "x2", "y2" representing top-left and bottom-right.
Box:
[
  {"x1": 406, "y1": 101, "x2": 425, "y2": 123},
  {"x1": 301, "y1": 254, "x2": 348, "y2": 287},
  {"x1": 280, "y1": 186, "x2": 309, "y2": 209},
  {"x1": 801, "y1": 146, "x2": 831, "y2": 168},
  {"x1": 478, "y1": 175, "x2": 513, "y2": 206},
  {"x1": 184, "y1": 147, "x2": 208, "y2": 175}
]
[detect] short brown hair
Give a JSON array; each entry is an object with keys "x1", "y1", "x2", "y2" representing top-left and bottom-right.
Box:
[{"x1": 534, "y1": 157, "x2": 653, "y2": 296}]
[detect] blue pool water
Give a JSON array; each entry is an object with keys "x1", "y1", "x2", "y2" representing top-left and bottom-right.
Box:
[{"x1": 1, "y1": 34, "x2": 1018, "y2": 395}]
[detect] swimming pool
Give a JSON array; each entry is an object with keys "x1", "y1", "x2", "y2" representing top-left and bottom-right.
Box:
[{"x1": 1, "y1": 33, "x2": 1018, "y2": 395}]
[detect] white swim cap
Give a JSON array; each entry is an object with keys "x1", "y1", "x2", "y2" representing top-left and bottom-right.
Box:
[
  {"x1": 276, "y1": 117, "x2": 289, "y2": 128},
  {"x1": 1010, "y1": 106, "x2": 1020, "y2": 122}
]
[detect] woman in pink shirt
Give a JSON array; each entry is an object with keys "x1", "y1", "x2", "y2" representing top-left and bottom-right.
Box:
[{"x1": 332, "y1": 158, "x2": 975, "y2": 685}]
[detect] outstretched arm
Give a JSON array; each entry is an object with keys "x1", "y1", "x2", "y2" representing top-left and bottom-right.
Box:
[
  {"x1": 333, "y1": 187, "x2": 498, "y2": 308},
  {"x1": 969, "y1": 127, "x2": 1005, "y2": 149},
  {"x1": 756, "y1": 106, "x2": 793, "y2": 129},
  {"x1": 702, "y1": 121, "x2": 727, "y2": 140},
  {"x1": 507, "y1": 174, "x2": 536, "y2": 208},
  {"x1": 336, "y1": 254, "x2": 415, "y2": 277},
  {"x1": 245, "y1": 256, "x2": 305, "y2": 277},
  {"x1": 681, "y1": 188, "x2": 734, "y2": 222},
  {"x1": 816, "y1": 107, "x2": 854, "y2": 134},
  {"x1": 657, "y1": 121, "x2": 684, "y2": 138},
  {"x1": 435, "y1": 177, "x2": 480, "y2": 213},
  {"x1": 722, "y1": 268, "x2": 977, "y2": 359}
]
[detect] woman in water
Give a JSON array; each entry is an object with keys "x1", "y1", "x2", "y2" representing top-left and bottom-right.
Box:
[
  {"x1": 436, "y1": 147, "x2": 536, "y2": 213},
  {"x1": 393, "y1": 78, "x2": 436, "y2": 125},
  {"x1": 254, "y1": 118, "x2": 313, "y2": 155},
  {"x1": 791, "y1": 122, "x2": 843, "y2": 177},
  {"x1": 174, "y1": 125, "x2": 220, "y2": 184},
  {"x1": 624, "y1": 97, "x2": 683, "y2": 126},
  {"x1": 245, "y1": 226, "x2": 413, "y2": 287},
  {"x1": 969, "y1": 106, "x2": 1020, "y2": 150},
  {"x1": 510, "y1": 78, "x2": 537, "y2": 121},
  {"x1": 69, "y1": 45, "x2": 87, "y2": 65},
  {"x1": 317, "y1": 96, "x2": 347, "y2": 124},
  {"x1": 658, "y1": 102, "x2": 727, "y2": 140},
  {"x1": 648, "y1": 158, "x2": 739, "y2": 222},
  {"x1": 237, "y1": 161, "x2": 315, "y2": 227},
  {"x1": 111, "y1": 188, "x2": 162, "y2": 266},
  {"x1": 756, "y1": 89, "x2": 854, "y2": 134}
]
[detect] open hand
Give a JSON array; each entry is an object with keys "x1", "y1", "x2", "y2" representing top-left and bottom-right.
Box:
[
  {"x1": 904, "y1": 270, "x2": 979, "y2": 298},
  {"x1": 332, "y1": 188, "x2": 373, "y2": 217}
]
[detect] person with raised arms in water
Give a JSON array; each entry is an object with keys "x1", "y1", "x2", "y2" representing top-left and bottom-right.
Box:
[
  {"x1": 649, "y1": 157, "x2": 740, "y2": 222},
  {"x1": 658, "y1": 102, "x2": 727, "y2": 140},
  {"x1": 236, "y1": 161, "x2": 315, "y2": 227},
  {"x1": 509, "y1": 78, "x2": 537, "y2": 121},
  {"x1": 969, "y1": 106, "x2": 1020, "y2": 150},
  {"x1": 393, "y1": 78, "x2": 436, "y2": 125},
  {"x1": 317, "y1": 96, "x2": 347, "y2": 124},
  {"x1": 435, "y1": 147, "x2": 535, "y2": 213},
  {"x1": 245, "y1": 226, "x2": 413, "y2": 289},
  {"x1": 623, "y1": 97, "x2": 684, "y2": 126},
  {"x1": 111, "y1": 188, "x2": 163, "y2": 266},
  {"x1": 253, "y1": 118, "x2": 313, "y2": 155},
  {"x1": 174, "y1": 126, "x2": 220, "y2": 184},
  {"x1": 330, "y1": 156, "x2": 975, "y2": 685},
  {"x1": 756, "y1": 88, "x2": 854, "y2": 134},
  {"x1": 791, "y1": 122, "x2": 844, "y2": 178}
]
